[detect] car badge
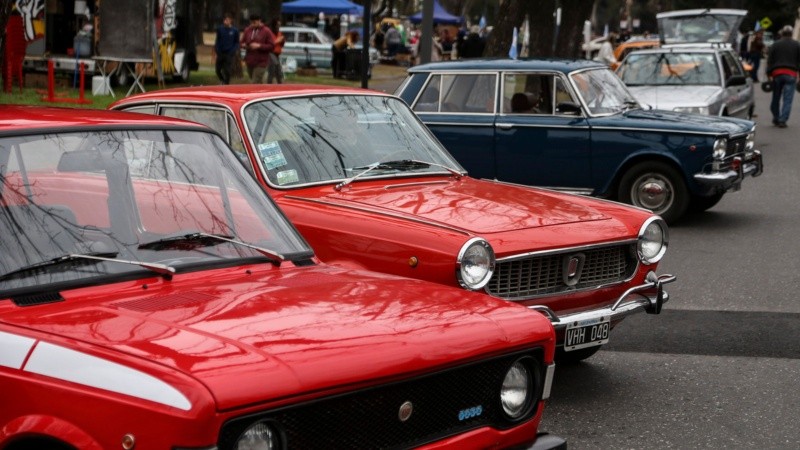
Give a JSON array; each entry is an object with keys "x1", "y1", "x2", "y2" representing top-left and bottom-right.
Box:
[
  {"x1": 563, "y1": 253, "x2": 586, "y2": 287},
  {"x1": 398, "y1": 401, "x2": 414, "y2": 422}
]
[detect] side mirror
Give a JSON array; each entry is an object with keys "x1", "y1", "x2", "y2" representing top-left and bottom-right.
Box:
[
  {"x1": 726, "y1": 75, "x2": 748, "y2": 87},
  {"x1": 555, "y1": 102, "x2": 582, "y2": 115}
]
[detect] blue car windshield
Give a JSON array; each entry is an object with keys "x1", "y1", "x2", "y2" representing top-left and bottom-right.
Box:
[{"x1": 570, "y1": 68, "x2": 639, "y2": 116}]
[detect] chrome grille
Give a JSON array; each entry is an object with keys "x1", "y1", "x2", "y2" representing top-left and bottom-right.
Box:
[
  {"x1": 487, "y1": 243, "x2": 638, "y2": 300},
  {"x1": 726, "y1": 136, "x2": 747, "y2": 157}
]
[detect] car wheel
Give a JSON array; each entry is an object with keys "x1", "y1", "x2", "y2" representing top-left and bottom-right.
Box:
[
  {"x1": 689, "y1": 192, "x2": 724, "y2": 212},
  {"x1": 555, "y1": 345, "x2": 602, "y2": 364},
  {"x1": 618, "y1": 161, "x2": 689, "y2": 224}
]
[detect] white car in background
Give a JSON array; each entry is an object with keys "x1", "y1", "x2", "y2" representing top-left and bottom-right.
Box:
[{"x1": 280, "y1": 25, "x2": 378, "y2": 75}]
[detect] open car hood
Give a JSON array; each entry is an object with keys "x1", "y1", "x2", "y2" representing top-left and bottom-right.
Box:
[{"x1": 657, "y1": 9, "x2": 746, "y2": 46}]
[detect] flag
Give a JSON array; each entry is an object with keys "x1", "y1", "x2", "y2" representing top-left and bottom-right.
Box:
[{"x1": 509, "y1": 27, "x2": 518, "y2": 59}]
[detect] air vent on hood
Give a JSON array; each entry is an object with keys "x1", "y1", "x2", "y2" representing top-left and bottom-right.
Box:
[
  {"x1": 115, "y1": 291, "x2": 217, "y2": 312},
  {"x1": 12, "y1": 291, "x2": 64, "y2": 307}
]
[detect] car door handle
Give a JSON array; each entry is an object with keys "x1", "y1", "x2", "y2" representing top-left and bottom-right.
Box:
[{"x1": 496, "y1": 123, "x2": 514, "y2": 130}]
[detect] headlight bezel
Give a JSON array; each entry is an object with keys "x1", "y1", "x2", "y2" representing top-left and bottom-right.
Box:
[
  {"x1": 712, "y1": 137, "x2": 728, "y2": 160},
  {"x1": 499, "y1": 357, "x2": 538, "y2": 421},
  {"x1": 637, "y1": 216, "x2": 669, "y2": 264},
  {"x1": 456, "y1": 237, "x2": 496, "y2": 290},
  {"x1": 745, "y1": 129, "x2": 756, "y2": 152}
]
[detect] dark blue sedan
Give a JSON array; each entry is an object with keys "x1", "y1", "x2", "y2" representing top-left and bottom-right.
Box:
[{"x1": 395, "y1": 59, "x2": 763, "y2": 223}]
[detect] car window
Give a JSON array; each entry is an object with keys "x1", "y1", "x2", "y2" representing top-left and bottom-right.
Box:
[
  {"x1": 440, "y1": 74, "x2": 496, "y2": 113},
  {"x1": 121, "y1": 105, "x2": 156, "y2": 114},
  {"x1": 285, "y1": 31, "x2": 297, "y2": 43},
  {"x1": 502, "y1": 73, "x2": 554, "y2": 115},
  {"x1": 413, "y1": 74, "x2": 442, "y2": 112},
  {"x1": 299, "y1": 32, "x2": 321, "y2": 44},
  {"x1": 554, "y1": 77, "x2": 575, "y2": 115},
  {"x1": 720, "y1": 51, "x2": 744, "y2": 79},
  {"x1": 160, "y1": 106, "x2": 253, "y2": 174}
]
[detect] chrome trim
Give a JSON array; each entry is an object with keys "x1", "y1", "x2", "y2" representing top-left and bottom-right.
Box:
[
  {"x1": 494, "y1": 239, "x2": 637, "y2": 263},
  {"x1": 456, "y1": 237, "x2": 496, "y2": 290},
  {"x1": 494, "y1": 122, "x2": 591, "y2": 130},
  {"x1": 529, "y1": 272, "x2": 676, "y2": 329},
  {"x1": 541, "y1": 363, "x2": 556, "y2": 401},
  {"x1": 637, "y1": 216, "x2": 669, "y2": 264},
  {"x1": 283, "y1": 196, "x2": 472, "y2": 236},
  {"x1": 694, "y1": 150, "x2": 763, "y2": 189},
  {"x1": 420, "y1": 121, "x2": 495, "y2": 127}
]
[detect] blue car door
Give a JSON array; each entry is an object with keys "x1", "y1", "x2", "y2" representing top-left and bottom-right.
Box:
[
  {"x1": 493, "y1": 72, "x2": 593, "y2": 193},
  {"x1": 411, "y1": 73, "x2": 498, "y2": 180}
]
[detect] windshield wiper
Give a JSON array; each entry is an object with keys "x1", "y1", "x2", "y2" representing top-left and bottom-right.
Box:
[
  {"x1": 0, "y1": 252, "x2": 175, "y2": 282},
  {"x1": 335, "y1": 159, "x2": 462, "y2": 191},
  {"x1": 138, "y1": 232, "x2": 284, "y2": 266}
]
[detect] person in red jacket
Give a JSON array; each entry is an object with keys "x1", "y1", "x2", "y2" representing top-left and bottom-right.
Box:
[{"x1": 241, "y1": 14, "x2": 275, "y2": 83}]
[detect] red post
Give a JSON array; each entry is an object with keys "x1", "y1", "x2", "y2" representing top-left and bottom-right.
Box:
[
  {"x1": 78, "y1": 63, "x2": 85, "y2": 103},
  {"x1": 47, "y1": 59, "x2": 55, "y2": 102}
]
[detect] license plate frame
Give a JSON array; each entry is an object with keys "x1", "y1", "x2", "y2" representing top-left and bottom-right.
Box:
[{"x1": 563, "y1": 316, "x2": 610, "y2": 351}]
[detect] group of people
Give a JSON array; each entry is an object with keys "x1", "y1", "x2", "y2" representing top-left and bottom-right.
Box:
[{"x1": 212, "y1": 13, "x2": 286, "y2": 85}]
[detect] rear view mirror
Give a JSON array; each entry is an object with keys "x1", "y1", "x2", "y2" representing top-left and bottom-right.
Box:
[{"x1": 555, "y1": 102, "x2": 582, "y2": 115}]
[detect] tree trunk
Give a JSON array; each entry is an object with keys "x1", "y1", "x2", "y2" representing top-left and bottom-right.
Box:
[
  {"x1": 265, "y1": 0, "x2": 283, "y2": 23},
  {"x1": 0, "y1": 1, "x2": 12, "y2": 84},
  {"x1": 554, "y1": 0, "x2": 595, "y2": 58},
  {"x1": 525, "y1": 0, "x2": 557, "y2": 57},
  {"x1": 483, "y1": 0, "x2": 527, "y2": 57}
]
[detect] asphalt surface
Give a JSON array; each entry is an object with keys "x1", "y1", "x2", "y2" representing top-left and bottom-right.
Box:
[{"x1": 539, "y1": 86, "x2": 800, "y2": 448}]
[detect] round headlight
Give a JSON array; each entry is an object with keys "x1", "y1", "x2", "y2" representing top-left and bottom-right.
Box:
[
  {"x1": 637, "y1": 217, "x2": 668, "y2": 264},
  {"x1": 236, "y1": 421, "x2": 278, "y2": 450},
  {"x1": 745, "y1": 131, "x2": 755, "y2": 152},
  {"x1": 456, "y1": 238, "x2": 495, "y2": 290},
  {"x1": 501, "y1": 359, "x2": 533, "y2": 419},
  {"x1": 712, "y1": 137, "x2": 727, "y2": 160}
]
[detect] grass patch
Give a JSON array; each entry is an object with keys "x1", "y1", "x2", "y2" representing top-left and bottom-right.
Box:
[{"x1": 0, "y1": 68, "x2": 365, "y2": 110}]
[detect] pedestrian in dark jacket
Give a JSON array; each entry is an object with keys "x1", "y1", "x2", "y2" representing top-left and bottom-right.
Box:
[
  {"x1": 767, "y1": 25, "x2": 800, "y2": 127},
  {"x1": 241, "y1": 14, "x2": 276, "y2": 83},
  {"x1": 213, "y1": 13, "x2": 239, "y2": 84}
]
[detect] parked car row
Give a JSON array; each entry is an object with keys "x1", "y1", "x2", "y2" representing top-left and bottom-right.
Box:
[{"x1": 0, "y1": 10, "x2": 766, "y2": 448}]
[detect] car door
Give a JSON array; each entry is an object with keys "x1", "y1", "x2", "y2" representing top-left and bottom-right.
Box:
[
  {"x1": 411, "y1": 72, "x2": 498, "y2": 180},
  {"x1": 493, "y1": 72, "x2": 593, "y2": 192},
  {"x1": 298, "y1": 30, "x2": 330, "y2": 68},
  {"x1": 719, "y1": 50, "x2": 752, "y2": 118}
]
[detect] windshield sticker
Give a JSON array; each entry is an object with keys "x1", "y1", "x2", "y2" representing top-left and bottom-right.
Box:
[
  {"x1": 258, "y1": 141, "x2": 287, "y2": 170},
  {"x1": 276, "y1": 169, "x2": 299, "y2": 185}
]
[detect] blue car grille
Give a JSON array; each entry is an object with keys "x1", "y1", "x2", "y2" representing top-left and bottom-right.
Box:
[
  {"x1": 217, "y1": 350, "x2": 543, "y2": 449},
  {"x1": 487, "y1": 243, "x2": 638, "y2": 300}
]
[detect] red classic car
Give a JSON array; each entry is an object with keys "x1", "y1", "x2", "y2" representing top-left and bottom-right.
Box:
[
  {"x1": 111, "y1": 85, "x2": 675, "y2": 362},
  {"x1": 0, "y1": 106, "x2": 564, "y2": 449}
]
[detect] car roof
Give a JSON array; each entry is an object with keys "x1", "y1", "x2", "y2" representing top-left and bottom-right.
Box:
[
  {"x1": 655, "y1": 8, "x2": 746, "y2": 19},
  {"x1": 111, "y1": 84, "x2": 389, "y2": 109},
  {"x1": 408, "y1": 58, "x2": 606, "y2": 74},
  {"x1": 0, "y1": 105, "x2": 206, "y2": 133}
]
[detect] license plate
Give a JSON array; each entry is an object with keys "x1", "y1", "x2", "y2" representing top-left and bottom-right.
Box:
[{"x1": 564, "y1": 317, "x2": 610, "y2": 351}]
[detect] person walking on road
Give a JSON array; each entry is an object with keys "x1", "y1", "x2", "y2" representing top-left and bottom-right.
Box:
[
  {"x1": 241, "y1": 14, "x2": 275, "y2": 83},
  {"x1": 212, "y1": 13, "x2": 239, "y2": 84},
  {"x1": 267, "y1": 18, "x2": 285, "y2": 84},
  {"x1": 767, "y1": 25, "x2": 800, "y2": 128}
]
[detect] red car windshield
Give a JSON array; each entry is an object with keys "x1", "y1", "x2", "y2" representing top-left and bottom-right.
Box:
[{"x1": 0, "y1": 129, "x2": 311, "y2": 294}]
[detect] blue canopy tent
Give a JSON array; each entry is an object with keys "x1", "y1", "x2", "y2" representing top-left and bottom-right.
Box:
[
  {"x1": 409, "y1": 0, "x2": 463, "y2": 25},
  {"x1": 282, "y1": 0, "x2": 363, "y2": 15}
]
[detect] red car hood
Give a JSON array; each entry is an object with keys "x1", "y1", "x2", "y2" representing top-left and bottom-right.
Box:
[
  {"x1": 0, "y1": 264, "x2": 551, "y2": 410},
  {"x1": 311, "y1": 178, "x2": 610, "y2": 233}
]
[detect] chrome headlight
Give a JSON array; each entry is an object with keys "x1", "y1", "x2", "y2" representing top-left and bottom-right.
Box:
[
  {"x1": 712, "y1": 137, "x2": 728, "y2": 160},
  {"x1": 456, "y1": 238, "x2": 495, "y2": 290},
  {"x1": 236, "y1": 421, "x2": 279, "y2": 450},
  {"x1": 500, "y1": 359, "x2": 534, "y2": 420},
  {"x1": 637, "y1": 217, "x2": 668, "y2": 264},
  {"x1": 745, "y1": 130, "x2": 755, "y2": 152},
  {"x1": 673, "y1": 106, "x2": 709, "y2": 115}
]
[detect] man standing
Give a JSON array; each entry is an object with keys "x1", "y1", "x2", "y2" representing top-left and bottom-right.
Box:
[
  {"x1": 212, "y1": 13, "x2": 239, "y2": 84},
  {"x1": 767, "y1": 25, "x2": 800, "y2": 128},
  {"x1": 241, "y1": 14, "x2": 275, "y2": 83},
  {"x1": 748, "y1": 30, "x2": 765, "y2": 82}
]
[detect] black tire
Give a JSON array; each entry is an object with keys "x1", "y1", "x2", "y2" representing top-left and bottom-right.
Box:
[
  {"x1": 618, "y1": 161, "x2": 689, "y2": 224},
  {"x1": 689, "y1": 193, "x2": 724, "y2": 213},
  {"x1": 555, "y1": 345, "x2": 602, "y2": 364}
]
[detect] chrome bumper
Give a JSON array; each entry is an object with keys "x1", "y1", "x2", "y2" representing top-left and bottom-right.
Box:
[
  {"x1": 693, "y1": 150, "x2": 763, "y2": 192},
  {"x1": 528, "y1": 272, "x2": 676, "y2": 331}
]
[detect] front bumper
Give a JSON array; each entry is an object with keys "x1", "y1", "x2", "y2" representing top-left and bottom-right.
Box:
[
  {"x1": 694, "y1": 150, "x2": 763, "y2": 192},
  {"x1": 523, "y1": 433, "x2": 568, "y2": 450},
  {"x1": 528, "y1": 272, "x2": 676, "y2": 332}
]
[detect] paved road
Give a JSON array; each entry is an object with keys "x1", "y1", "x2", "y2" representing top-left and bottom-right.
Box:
[{"x1": 539, "y1": 87, "x2": 800, "y2": 448}]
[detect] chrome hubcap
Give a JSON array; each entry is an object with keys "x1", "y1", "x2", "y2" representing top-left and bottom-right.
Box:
[{"x1": 633, "y1": 174, "x2": 673, "y2": 212}]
